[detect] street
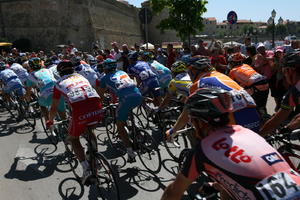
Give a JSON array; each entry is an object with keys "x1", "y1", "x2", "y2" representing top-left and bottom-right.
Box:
[{"x1": 0, "y1": 97, "x2": 276, "y2": 200}]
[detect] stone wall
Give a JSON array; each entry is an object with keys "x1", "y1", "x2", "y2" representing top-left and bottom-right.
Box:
[{"x1": 0, "y1": 0, "x2": 143, "y2": 51}]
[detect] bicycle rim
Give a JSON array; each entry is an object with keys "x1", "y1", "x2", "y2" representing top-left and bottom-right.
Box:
[
  {"x1": 164, "y1": 134, "x2": 188, "y2": 162},
  {"x1": 94, "y1": 153, "x2": 120, "y2": 200},
  {"x1": 136, "y1": 130, "x2": 162, "y2": 173}
]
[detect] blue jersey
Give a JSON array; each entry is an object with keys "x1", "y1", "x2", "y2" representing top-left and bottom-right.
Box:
[
  {"x1": 149, "y1": 60, "x2": 172, "y2": 88},
  {"x1": 26, "y1": 68, "x2": 56, "y2": 99},
  {"x1": 0, "y1": 68, "x2": 20, "y2": 84},
  {"x1": 99, "y1": 70, "x2": 140, "y2": 98},
  {"x1": 127, "y1": 61, "x2": 158, "y2": 85}
]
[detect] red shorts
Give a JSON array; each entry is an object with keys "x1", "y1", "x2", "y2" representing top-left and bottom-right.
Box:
[{"x1": 68, "y1": 98, "x2": 103, "y2": 137}]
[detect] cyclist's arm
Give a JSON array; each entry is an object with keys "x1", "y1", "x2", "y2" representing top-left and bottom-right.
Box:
[
  {"x1": 286, "y1": 113, "x2": 300, "y2": 130},
  {"x1": 259, "y1": 108, "x2": 292, "y2": 136},
  {"x1": 166, "y1": 108, "x2": 189, "y2": 135},
  {"x1": 25, "y1": 86, "x2": 33, "y2": 101},
  {"x1": 96, "y1": 87, "x2": 106, "y2": 103},
  {"x1": 159, "y1": 92, "x2": 172, "y2": 110},
  {"x1": 161, "y1": 173, "x2": 192, "y2": 200}
]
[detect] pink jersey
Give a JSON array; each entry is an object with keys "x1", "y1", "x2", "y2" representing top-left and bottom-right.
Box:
[
  {"x1": 53, "y1": 73, "x2": 99, "y2": 106},
  {"x1": 182, "y1": 125, "x2": 300, "y2": 200}
]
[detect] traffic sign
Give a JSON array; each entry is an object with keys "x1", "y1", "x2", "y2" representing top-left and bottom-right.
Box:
[
  {"x1": 139, "y1": 8, "x2": 153, "y2": 24},
  {"x1": 227, "y1": 11, "x2": 238, "y2": 24}
]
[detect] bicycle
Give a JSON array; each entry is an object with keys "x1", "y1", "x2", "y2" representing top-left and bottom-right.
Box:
[
  {"x1": 105, "y1": 104, "x2": 162, "y2": 173},
  {"x1": 49, "y1": 119, "x2": 121, "y2": 200},
  {"x1": 266, "y1": 129, "x2": 300, "y2": 172}
]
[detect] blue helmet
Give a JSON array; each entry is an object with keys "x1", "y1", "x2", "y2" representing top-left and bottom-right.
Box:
[{"x1": 103, "y1": 58, "x2": 117, "y2": 70}]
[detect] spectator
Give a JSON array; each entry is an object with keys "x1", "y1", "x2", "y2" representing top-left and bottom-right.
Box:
[
  {"x1": 240, "y1": 37, "x2": 254, "y2": 55},
  {"x1": 244, "y1": 46, "x2": 257, "y2": 66},
  {"x1": 167, "y1": 44, "x2": 176, "y2": 69},
  {"x1": 156, "y1": 48, "x2": 167, "y2": 66}
]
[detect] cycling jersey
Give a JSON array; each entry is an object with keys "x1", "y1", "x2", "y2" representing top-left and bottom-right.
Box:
[
  {"x1": 99, "y1": 70, "x2": 142, "y2": 121},
  {"x1": 0, "y1": 68, "x2": 24, "y2": 96},
  {"x1": 47, "y1": 64, "x2": 60, "y2": 80},
  {"x1": 168, "y1": 72, "x2": 191, "y2": 97},
  {"x1": 10, "y1": 63, "x2": 29, "y2": 84},
  {"x1": 149, "y1": 60, "x2": 172, "y2": 89},
  {"x1": 26, "y1": 68, "x2": 56, "y2": 99},
  {"x1": 229, "y1": 64, "x2": 268, "y2": 91},
  {"x1": 74, "y1": 64, "x2": 98, "y2": 87},
  {"x1": 53, "y1": 73, "x2": 102, "y2": 137},
  {"x1": 127, "y1": 61, "x2": 160, "y2": 97},
  {"x1": 190, "y1": 71, "x2": 260, "y2": 132},
  {"x1": 182, "y1": 125, "x2": 300, "y2": 200}
]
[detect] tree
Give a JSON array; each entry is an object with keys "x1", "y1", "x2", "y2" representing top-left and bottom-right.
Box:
[
  {"x1": 275, "y1": 24, "x2": 287, "y2": 39},
  {"x1": 151, "y1": 0, "x2": 208, "y2": 46}
]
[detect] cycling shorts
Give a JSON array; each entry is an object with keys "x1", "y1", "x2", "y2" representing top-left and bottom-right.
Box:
[
  {"x1": 69, "y1": 98, "x2": 103, "y2": 137},
  {"x1": 141, "y1": 79, "x2": 161, "y2": 97},
  {"x1": 38, "y1": 94, "x2": 65, "y2": 112},
  {"x1": 116, "y1": 93, "x2": 142, "y2": 122},
  {"x1": 3, "y1": 81, "x2": 25, "y2": 96},
  {"x1": 230, "y1": 107, "x2": 260, "y2": 132}
]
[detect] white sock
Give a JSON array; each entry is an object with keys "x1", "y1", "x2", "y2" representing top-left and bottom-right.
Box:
[{"x1": 80, "y1": 160, "x2": 89, "y2": 171}]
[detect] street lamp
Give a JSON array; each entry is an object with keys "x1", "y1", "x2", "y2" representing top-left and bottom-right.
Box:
[{"x1": 268, "y1": 9, "x2": 276, "y2": 48}]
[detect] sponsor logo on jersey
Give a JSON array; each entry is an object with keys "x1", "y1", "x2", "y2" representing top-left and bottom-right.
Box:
[
  {"x1": 212, "y1": 137, "x2": 252, "y2": 163},
  {"x1": 215, "y1": 172, "x2": 251, "y2": 200},
  {"x1": 261, "y1": 152, "x2": 283, "y2": 166}
]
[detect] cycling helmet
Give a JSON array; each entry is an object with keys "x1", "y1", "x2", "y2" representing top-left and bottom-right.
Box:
[
  {"x1": 70, "y1": 56, "x2": 81, "y2": 66},
  {"x1": 0, "y1": 61, "x2": 6, "y2": 70},
  {"x1": 185, "y1": 87, "x2": 233, "y2": 123},
  {"x1": 103, "y1": 59, "x2": 117, "y2": 70},
  {"x1": 57, "y1": 60, "x2": 74, "y2": 76},
  {"x1": 28, "y1": 57, "x2": 42, "y2": 70},
  {"x1": 97, "y1": 62, "x2": 104, "y2": 73},
  {"x1": 228, "y1": 53, "x2": 244, "y2": 63},
  {"x1": 181, "y1": 55, "x2": 192, "y2": 64},
  {"x1": 141, "y1": 51, "x2": 154, "y2": 61},
  {"x1": 7, "y1": 57, "x2": 15, "y2": 65},
  {"x1": 87, "y1": 55, "x2": 97, "y2": 65},
  {"x1": 128, "y1": 51, "x2": 139, "y2": 61},
  {"x1": 171, "y1": 61, "x2": 187, "y2": 73},
  {"x1": 44, "y1": 58, "x2": 53, "y2": 67},
  {"x1": 283, "y1": 50, "x2": 300, "y2": 69},
  {"x1": 189, "y1": 57, "x2": 212, "y2": 71}
]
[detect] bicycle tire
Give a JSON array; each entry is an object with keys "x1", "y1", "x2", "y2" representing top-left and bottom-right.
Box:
[
  {"x1": 93, "y1": 153, "x2": 120, "y2": 200},
  {"x1": 164, "y1": 133, "x2": 189, "y2": 162},
  {"x1": 40, "y1": 116, "x2": 59, "y2": 145},
  {"x1": 135, "y1": 129, "x2": 162, "y2": 173}
]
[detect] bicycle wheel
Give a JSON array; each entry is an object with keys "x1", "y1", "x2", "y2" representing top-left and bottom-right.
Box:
[
  {"x1": 164, "y1": 134, "x2": 189, "y2": 162},
  {"x1": 40, "y1": 116, "x2": 59, "y2": 145},
  {"x1": 23, "y1": 102, "x2": 37, "y2": 128},
  {"x1": 93, "y1": 153, "x2": 120, "y2": 200},
  {"x1": 135, "y1": 129, "x2": 162, "y2": 173}
]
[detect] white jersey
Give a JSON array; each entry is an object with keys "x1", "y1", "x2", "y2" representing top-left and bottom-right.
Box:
[
  {"x1": 54, "y1": 73, "x2": 99, "y2": 104},
  {"x1": 10, "y1": 63, "x2": 29, "y2": 84},
  {"x1": 75, "y1": 64, "x2": 98, "y2": 87},
  {"x1": 47, "y1": 64, "x2": 60, "y2": 80}
]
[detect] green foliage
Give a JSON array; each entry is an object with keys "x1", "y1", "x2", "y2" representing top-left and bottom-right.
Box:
[
  {"x1": 275, "y1": 24, "x2": 287, "y2": 38},
  {"x1": 151, "y1": 0, "x2": 208, "y2": 42}
]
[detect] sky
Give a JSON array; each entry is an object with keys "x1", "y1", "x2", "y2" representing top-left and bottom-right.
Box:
[{"x1": 127, "y1": 0, "x2": 300, "y2": 22}]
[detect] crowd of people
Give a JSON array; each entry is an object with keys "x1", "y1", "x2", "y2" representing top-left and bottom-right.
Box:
[{"x1": 1, "y1": 37, "x2": 300, "y2": 199}]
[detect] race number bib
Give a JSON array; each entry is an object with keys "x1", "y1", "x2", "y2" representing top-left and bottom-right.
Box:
[
  {"x1": 67, "y1": 85, "x2": 98, "y2": 103},
  {"x1": 256, "y1": 172, "x2": 300, "y2": 200}
]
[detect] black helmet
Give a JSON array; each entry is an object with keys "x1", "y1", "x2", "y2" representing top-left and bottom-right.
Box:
[
  {"x1": 128, "y1": 51, "x2": 139, "y2": 61},
  {"x1": 70, "y1": 56, "x2": 81, "y2": 66},
  {"x1": 28, "y1": 57, "x2": 42, "y2": 70},
  {"x1": 185, "y1": 88, "x2": 233, "y2": 123},
  {"x1": 283, "y1": 49, "x2": 300, "y2": 69},
  {"x1": 0, "y1": 61, "x2": 6, "y2": 70},
  {"x1": 189, "y1": 57, "x2": 212, "y2": 71},
  {"x1": 57, "y1": 60, "x2": 74, "y2": 76}
]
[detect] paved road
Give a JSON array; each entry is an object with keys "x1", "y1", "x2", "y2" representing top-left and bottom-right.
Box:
[{"x1": 0, "y1": 97, "x2": 276, "y2": 200}]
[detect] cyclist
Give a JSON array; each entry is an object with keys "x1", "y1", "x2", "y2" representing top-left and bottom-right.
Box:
[
  {"x1": 260, "y1": 51, "x2": 300, "y2": 136},
  {"x1": 44, "y1": 56, "x2": 60, "y2": 80},
  {"x1": 140, "y1": 51, "x2": 172, "y2": 95},
  {"x1": 7, "y1": 58, "x2": 29, "y2": 85},
  {"x1": 46, "y1": 60, "x2": 103, "y2": 185},
  {"x1": 158, "y1": 61, "x2": 191, "y2": 110},
  {"x1": 96, "y1": 59, "x2": 142, "y2": 162},
  {"x1": 166, "y1": 57, "x2": 260, "y2": 139},
  {"x1": 71, "y1": 56, "x2": 98, "y2": 88},
  {"x1": 228, "y1": 52, "x2": 269, "y2": 117},
  {"x1": 0, "y1": 61, "x2": 24, "y2": 102},
  {"x1": 161, "y1": 87, "x2": 300, "y2": 200},
  {"x1": 127, "y1": 51, "x2": 161, "y2": 106},
  {"x1": 25, "y1": 57, "x2": 65, "y2": 123}
]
